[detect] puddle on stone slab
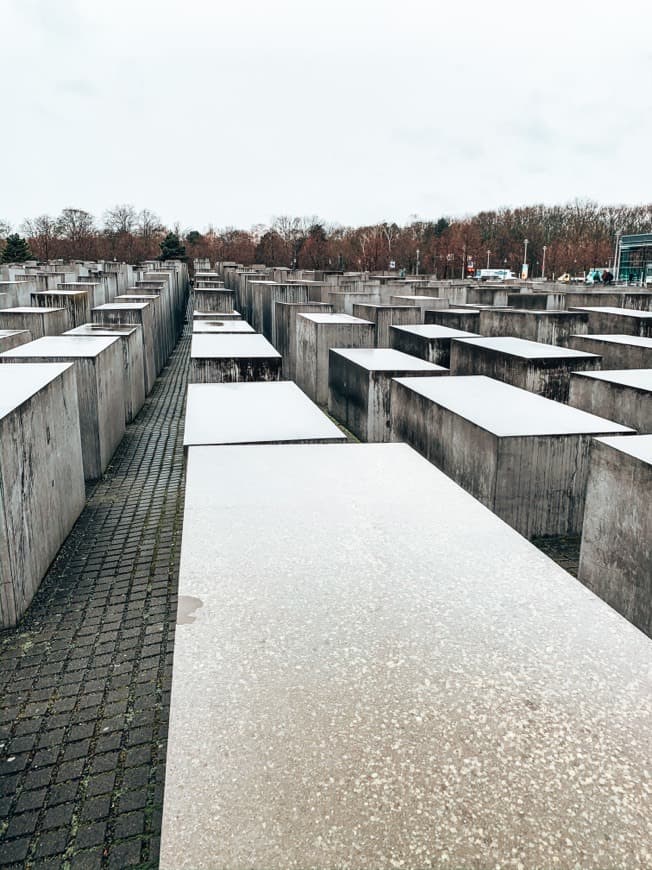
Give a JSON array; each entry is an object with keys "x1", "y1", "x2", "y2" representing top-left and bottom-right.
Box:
[{"x1": 177, "y1": 595, "x2": 203, "y2": 625}]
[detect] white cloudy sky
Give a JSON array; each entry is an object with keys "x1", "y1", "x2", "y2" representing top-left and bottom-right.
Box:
[{"x1": 1, "y1": 0, "x2": 651, "y2": 230}]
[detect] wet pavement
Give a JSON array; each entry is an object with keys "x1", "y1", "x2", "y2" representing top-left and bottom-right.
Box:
[{"x1": 0, "y1": 314, "x2": 189, "y2": 869}]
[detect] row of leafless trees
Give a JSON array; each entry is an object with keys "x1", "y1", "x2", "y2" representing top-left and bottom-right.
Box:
[{"x1": 2, "y1": 201, "x2": 651, "y2": 276}]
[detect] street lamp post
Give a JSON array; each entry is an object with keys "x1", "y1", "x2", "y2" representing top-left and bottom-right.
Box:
[
  {"x1": 523, "y1": 238, "x2": 529, "y2": 272},
  {"x1": 416, "y1": 248, "x2": 420, "y2": 276},
  {"x1": 486, "y1": 249, "x2": 491, "y2": 269},
  {"x1": 542, "y1": 245, "x2": 547, "y2": 280}
]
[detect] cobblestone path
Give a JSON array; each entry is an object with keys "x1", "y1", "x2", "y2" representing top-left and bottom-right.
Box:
[{"x1": 0, "y1": 313, "x2": 190, "y2": 869}]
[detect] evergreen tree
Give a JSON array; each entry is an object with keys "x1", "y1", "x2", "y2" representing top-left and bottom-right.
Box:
[
  {"x1": 1, "y1": 233, "x2": 32, "y2": 263},
  {"x1": 159, "y1": 232, "x2": 186, "y2": 260}
]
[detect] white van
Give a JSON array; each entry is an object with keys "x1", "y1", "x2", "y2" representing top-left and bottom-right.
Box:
[{"x1": 476, "y1": 268, "x2": 515, "y2": 282}]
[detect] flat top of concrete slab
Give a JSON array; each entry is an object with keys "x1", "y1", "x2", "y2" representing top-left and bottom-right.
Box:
[
  {"x1": 331, "y1": 347, "x2": 447, "y2": 372},
  {"x1": 493, "y1": 309, "x2": 586, "y2": 317},
  {"x1": 572, "y1": 368, "x2": 652, "y2": 390},
  {"x1": 393, "y1": 375, "x2": 633, "y2": 437},
  {"x1": 114, "y1": 294, "x2": 158, "y2": 300},
  {"x1": 0, "y1": 362, "x2": 73, "y2": 417},
  {"x1": 573, "y1": 307, "x2": 652, "y2": 318},
  {"x1": 1, "y1": 335, "x2": 121, "y2": 359},
  {"x1": 193, "y1": 310, "x2": 241, "y2": 318},
  {"x1": 183, "y1": 382, "x2": 346, "y2": 446},
  {"x1": 65, "y1": 324, "x2": 138, "y2": 336},
  {"x1": 353, "y1": 303, "x2": 414, "y2": 311},
  {"x1": 190, "y1": 333, "x2": 281, "y2": 359},
  {"x1": 392, "y1": 324, "x2": 479, "y2": 339},
  {"x1": 433, "y1": 307, "x2": 481, "y2": 314},
  {"x1": 0, "y1": 306, "x2": 66, "y2": 314},
  {"x1": 454, "y1": 336, "x2": 600, "y2": 359},
  {"x1": 161, "y1": 442, "x2": 652, "y2": 870},
  {"x1": 94, "y1": 302, "x2": 149, "y2": 310},
  {"x1": 297, "y1": 313, "x2": 373, "y2": 325},
  {"x1": 191, "y1": 322, "x2": 255, "y2": 333},
  {"x1": 597, "y1": 433, "x2": 652, "y2": 464},
  {"x1": 574, "y1": 333, "x2": 652, "y2": 348}
]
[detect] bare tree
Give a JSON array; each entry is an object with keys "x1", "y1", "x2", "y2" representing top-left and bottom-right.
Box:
[
  {"x1": 21, "y1": 214, "x2": 59, "y2": 260},
  {"x1": 137, "y1": 209, "x2": 164, "y2": 240},
  {"x1": 103, "y1": 204, "x2": 137, "y2": 234},
  {"x1": 0, "y1": 219, "x2": 11, "y2": 238}
]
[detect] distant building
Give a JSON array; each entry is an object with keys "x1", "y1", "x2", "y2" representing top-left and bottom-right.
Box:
[{"x1": 616, "y1": 233, "x2": 652, "y2": 284}]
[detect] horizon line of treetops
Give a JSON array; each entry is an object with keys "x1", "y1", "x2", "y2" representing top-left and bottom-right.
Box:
[{"x1": 1, "y1": 200, "x2": 651, "y2": 277}]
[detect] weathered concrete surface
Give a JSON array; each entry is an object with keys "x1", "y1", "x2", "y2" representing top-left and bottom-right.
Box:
[
  {"x1": 184, "y1": 381, "x2": 346, "y2": 446},
  {"x1": 31, "y1": 290, "x2": 91, "y2": 330},
  {"x1": 0, "y1": 307, "x2": 68, "y2": 339},
  {"x1": 57, "y1": 281, "x2": 106, "y2": 308},
  {"x1": 450, "y1": 336, "x2": 602, "y2": 402},
  {"x1": 479, "y1": 309, "x2": 590, "y2": 344},
  {"x1": 390, "y1": 375, "x2": 633, "y2": 537},
  {"x1": 92, "y1": 302, "x2": 157, "y2": 394},
  {"x1": 0, "y1": 336, "x2": 126, "y2": 481},
  {"x1": 568, "y1": 369, "x2": 652, "y2": 433},
  {"x1": 563, "y1": 334, "x2": 652, "y2": 369},
  {"x1": 191, "y1": 320, "x2": 255, "y2": 334},
  {"x1": 0, "y1": 363, "x2": 85, "y2": 627},
  {"x1": 352, "y1": 304, "x2": 421, "y2": 347},
  {"x1": 569, "y1": 306, "x2": 652, "y2": 337},
  {"x1": 189, "y1": 333, "x2": 282, "y2": 383},
  {"x1": 467, "y1": 285, "x2": 508, "y2": 307},
  {"x1": 194, "y1": 288, "x2": 235, "y2": 315},
  {"x1": 425, "y1": 307, "x2": 481, "y2": 332},
  {"x1": 114, "y1": 295, "x2": 167, "y2": 373},
  {"x1": 563, "y1": 290, "x2": 652, "y2": 311},
  {"x1": 274, "y1": 302, "x2": 333, "y2": 379},
  {"x1": 65, "y1": 324, "x2": 146, "y2": 424},
  {"x1": 579, "y1": 435, "x2": 652, "y2": 636},
  {"x1": 193, "y1": 309, "x2": 242, "y2": 320},
  {"x1": 390, "y1": 324, "x2": 480, "y2": 367},
  {"x1": 507, "y1": 292, "x2": 566, "y2": 310},
  {"x1": 328, "y1": 348, "x2": 447, "y2": 441},
  {"x1": 295, "y1": 313, "x2": 375, "y2": 405},
  {"x1": 389, "y1": 295, "x2": 450, "y2": 315},
  {"x1": 0, "y1": 329, "x2": 32, "y2": 352},
  {"x1": 161, "y1": 441, "x2": 652, "y2": 870}
]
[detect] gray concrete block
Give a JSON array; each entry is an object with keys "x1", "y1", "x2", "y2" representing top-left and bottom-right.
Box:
[
  {"x1": 192, "y1": 321, "x2": 255, "y2": 334},
  {"x1": 184, "y1": 381, "x2": 346, "y2": 447},
  {"x1": 0, "y1": 336, "x2": 126, "y2": 480},
  {"x1": 295, "y1": 313, "x2": 375, "y2": 405},
  {"x1": 328, "y1": 348, "x2": 447, "y2": 441},
  {"x1": 563, "y1": 334, "x2": 652, "y2": 369},
  {"x1": 479, "y1": 309, "x2": 590, "y2": 344},
  {"x1": 390, "y1": 375, "x2": 633, "y2": 537},
  {"x1": 193, "y1": 310, "x2": 242, "y2": 320},
  {"x1": 569, "y1": 306, "x2": 652, "y2": 337},
  {"x1": 0, "y1": 329, "x2": 32, "y2": 352},
  {"x1": 161, "y1": 441, "x2": 651, "y2": 870},
  {"x1": 189, "y1": 334, "x2": 282, "y2": 383},
  {"x1": 425, "y1": 308, "x2": 481, "y2": 332},
  {"x1": 0, "y1": 363, "x2": 85, "y2": 626},
  {"x1": 568, "y1": 369, "x2": 652, "y2": 433},
  {"x1": 65, "y1": 323, "x2": 146, "y2": 424},
  {"x1": 389, "y1": 295, "x2": 450, "y2": 315},
  {"x1": 31, "y1": 289, "x2": 91, "y2": 329},
  {"x1": 92, "y1": 303, "x2": 157, "y2": 393},
  {"x1": 194, "y1": 288, "x2": 236, "y2": 314},
  {"x1": 274, "y1": 302, "x2": 333, "y2": 379},
  {"x1": 352, "y1": 304, "x2": 421, "y2": 347},
  {"x1": 0, "y1": 306, "x2": 68, "y2": 339},
  {"x1": 579, "y1": 435, "x2": 652, "y2": 636},
  {"x1": 114, "y1": 294, "x2": 167, "y2": 372},
  {"x1": 449, "y1": 336, "x2": 602, "y2": 402},
  {"x1": 390, "y1": 324, "x2": 480, "y2": 367}
]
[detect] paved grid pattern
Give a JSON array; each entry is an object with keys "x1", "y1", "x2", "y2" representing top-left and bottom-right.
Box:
[
  {"x1": 0, "y1": 311, "x2": 190, "y2": 869},
  {"x1": 532, "y1": 535, "x2": 581, "y2": 578}
]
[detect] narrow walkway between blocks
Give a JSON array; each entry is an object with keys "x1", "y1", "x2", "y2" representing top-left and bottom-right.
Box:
[{"x1": 0, "y1": 308, "x2": 191, "y2": 869}]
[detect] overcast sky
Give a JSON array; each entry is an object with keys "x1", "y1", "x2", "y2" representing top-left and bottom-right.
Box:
[{"x1": 2, "y1": 0, "x2": 651, "y2": 231}]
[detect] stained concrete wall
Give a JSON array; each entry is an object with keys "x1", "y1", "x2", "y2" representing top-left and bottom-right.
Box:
[
  {"x1": 479, "y1": 309, "x2": 590, "y2": 344},
  {"x1": 295, "y1": 315, "x2": 375, "y2": 405},
  {"x1": 568, "y1": 372, "x2": 652, "y2": 433},
  {"x1": 194, "y1": 288, "x2": 235, "y2": 315},
  {"x1": 0, "y1": 329, "x2": 32, "y2": 352},
  {"x1": 92, "y1": 304, "x2": 157, "y2": 395},
  {"x1": 0, "y1": 308, "x2": 68, "y2": 339},
  {"x1": 32, "y1": 290, "x2": 91, "y2": 329},
  {"x1": 352, "y1": 304, "x2": 421, "y2": 347},
  {"x1": 570, "y1": 307, "x2": 652, "y2": 337},
  {"x1": 449, "y1": 340, "x2": 602, "y2": 402},
  {"x1": 0, "y1": 364, "x2": 85, "y2": 627},
  {"x1": 390, "y1": 325, "x2": 479, "y2": 368},
  {"x1": 579, "y1": 437, "x2": 652, "y2": 636},
  {"x1": 507, "y1": 292, "x2": 566, "y2": 310},
  {"x1": 273, "y1": 302, "x2": 333, "y2": 379},
  {"x1": 425, "y1": 309, "x2": 481, "y2": 332},
  {"x1": 563, "y1": 335, "x2": 652, "y2": 369}
]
